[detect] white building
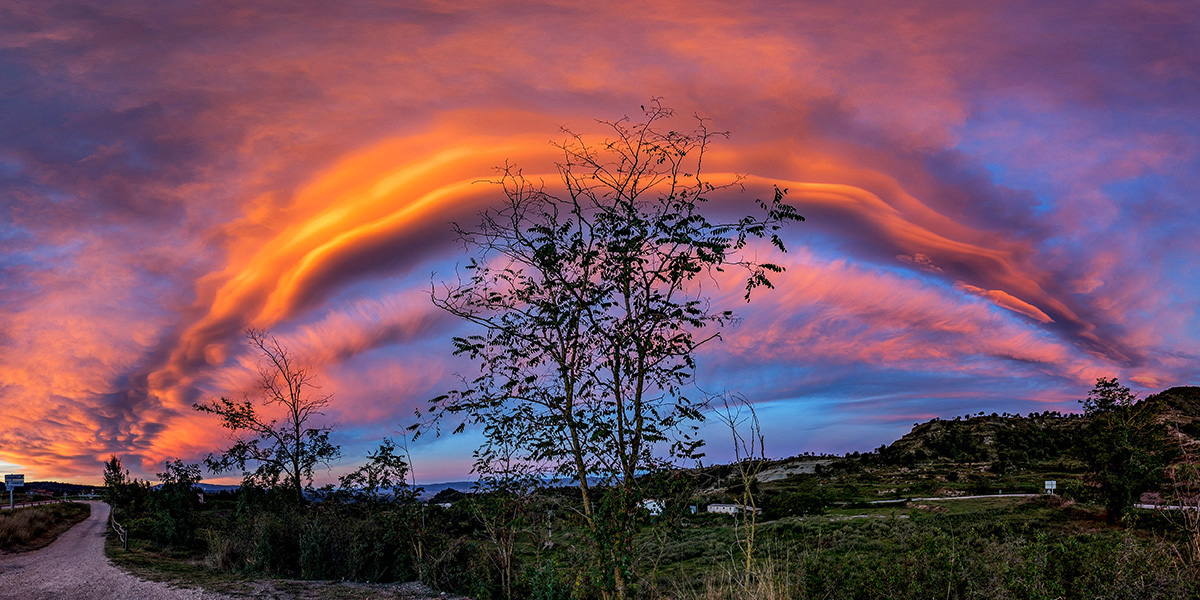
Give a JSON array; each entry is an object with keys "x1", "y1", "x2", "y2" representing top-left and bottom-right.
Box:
[
  {"x1": 706, "y1": 503, "x2": 762, "y2": 515},
  {"x1": 641, "y1": 499, "x2": 664, "y2": 516}
]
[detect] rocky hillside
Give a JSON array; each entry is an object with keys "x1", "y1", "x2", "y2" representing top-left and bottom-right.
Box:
[
  {"x1": 878, "y1": 411, "x2": 1087, "y2": 465},
  {"x1": 743, "y1": 386, "x2": 1200, "y2": 474},
  {"x1": 873, "y1": 385, "x2": 1200, "y2": 467},
  {"x1": 1151, "y1": 386, "x2": 1200, "y2": 439}
]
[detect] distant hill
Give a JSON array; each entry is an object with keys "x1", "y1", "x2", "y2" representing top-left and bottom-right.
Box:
[
  {"x1": 416, "y1": 480, "x2": 474, "y2": 499},
  {"x1": 0, "y1": 481, "x2": 100, "y2": 495},
  {"x1": 729, "y1": 384, "x2": 1200, "y2": 480},
  {"x1": 196, "y1": 483, "x2": 241, "y2": 493}
]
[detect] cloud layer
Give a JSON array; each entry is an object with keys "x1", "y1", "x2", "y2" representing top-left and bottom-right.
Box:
[{"x1": 1, "y1": 0, "x2": 1197, "y2": 481}]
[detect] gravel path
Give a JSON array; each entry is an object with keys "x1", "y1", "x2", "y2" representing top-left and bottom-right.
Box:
[{"x1": 0, "y1": 502, "x2": 232, "y2": 600}]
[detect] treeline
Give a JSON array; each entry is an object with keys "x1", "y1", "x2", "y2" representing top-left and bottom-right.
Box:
[{"x1": 102, "y1": 453, "x2": 691, "y2": 598}]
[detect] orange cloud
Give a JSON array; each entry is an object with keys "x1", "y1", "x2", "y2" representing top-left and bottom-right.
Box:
[{"x1": 954, "y1": 283, "x2": 1055, "y2": 324}]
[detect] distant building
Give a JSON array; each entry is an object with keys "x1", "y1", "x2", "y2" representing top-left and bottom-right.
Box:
[
  {"x1": 641, "y1": 499, "x2": 663, "y2": 516},
  {"x1": 706, "y1": 503, "x2": 761, "y2": 515}
]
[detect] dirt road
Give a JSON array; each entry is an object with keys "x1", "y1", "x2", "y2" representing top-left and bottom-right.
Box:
[{"x1": 0, "y1": 502, "x2": 231, "y2": 600}]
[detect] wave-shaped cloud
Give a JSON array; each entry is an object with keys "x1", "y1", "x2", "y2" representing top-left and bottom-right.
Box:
[{"x1": 0, "y1": 0, "x2": 1196, "y2": 481}]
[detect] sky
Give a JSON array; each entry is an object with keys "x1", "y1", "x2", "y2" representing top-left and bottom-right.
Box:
[{"x1": 1, "y1": 0, "x2": 1198, "y2": 485}]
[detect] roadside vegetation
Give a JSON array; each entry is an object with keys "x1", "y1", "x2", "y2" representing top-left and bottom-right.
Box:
[{"x1": 0, "y1": 501, "x2": 90, "y2": 554}]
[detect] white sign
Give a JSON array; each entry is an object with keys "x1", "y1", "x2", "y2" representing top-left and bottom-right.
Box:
[
  {"x1": 1044, "y1": 480, "x2": 1056, "y2": 490},
  {"x1": 4, "y1": 474, "x2": 24, "y2": 488}
]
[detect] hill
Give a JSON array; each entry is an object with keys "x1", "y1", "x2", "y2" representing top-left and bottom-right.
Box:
[
  {"x1": 1149, "y1": 386, "x2": 1200, "y2": 441},
  {"x1": 710, "y1": 384, "x2": 1198, "y2": 510},
  {"x1": 861, "y1": 385, "x2": 1200, "y2": 468},
  {"x1": 0, "y1": 481, "x2": 99, "y2": 495},
  {"x1": 878, "y1": 410, "x2": 1087, "y2": 466}
]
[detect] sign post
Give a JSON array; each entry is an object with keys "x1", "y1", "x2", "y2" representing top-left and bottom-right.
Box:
[{"x1": 5, "y1": 474, "x2": 24, "y2": 508}]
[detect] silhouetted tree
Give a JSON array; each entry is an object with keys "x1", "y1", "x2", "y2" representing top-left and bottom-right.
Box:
[
  {"x1": 1079, "y1": 377, "x2": 1173, "y2": 524},
  {"x1": 102, "y1": 455, "x2": 130, "y2": 511},
  {"x1": 195, "y1": 328, "x2": 340, "y2": 504},
  {"x1": 338, "y1": 438, "x2": 417, "y2": 504},
  {"x1": 424, "y1": 100, "x2": 802, "y2": 599},
  {"x1": 101, "y1": 454, "x2": 151, "y2": 521},
  {"x1": 154, "y1": 459, "x2": 202, "y2": 546}
]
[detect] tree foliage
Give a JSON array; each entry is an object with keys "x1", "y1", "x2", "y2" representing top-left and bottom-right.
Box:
[
  {"x1": 102, "y1": 454, "x2": 151, "y2": 521},
  {"x1": 424, "y1": 101, "x2": 802, "y2": 598},
  {"x1": 338, "y1": 438, "x2": 418, "y2": 504},
  {"x1": 102, "y1": 454, "x2": 131, "y2": 508},
  {"x1": 1079, "y1": 377, "x2": 1174, "y2": 523},
  {"x1": 194, "y1": 328, "x2": 340, "y2": 504},
  {"x1": 153, "y1": 459, "x2": 203, "y2": 547}
]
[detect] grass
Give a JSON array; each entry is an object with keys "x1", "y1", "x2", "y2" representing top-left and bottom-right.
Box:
[
  {"x1": 104, "y1": 534, "x2": 460, "y2": 599},
  {"x1": 0, "y1": 501, "x2": 91, "y2": 554},
  {"x1": 105, "y1": 535, "x2": 255, "y2": 595},
  {"x1": 769, "y1": 457, "x2": 1090, "y2": 502},
  {"x1": 651, "y1": 498, "x2": 1197, "y2": 599},
  {"x1": 100, "y1": 494, "x2": 1198, "y2": 600}
]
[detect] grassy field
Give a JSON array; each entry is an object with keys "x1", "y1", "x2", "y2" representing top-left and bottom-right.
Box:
[
  {"x1": 104, "y1": 532, "x2": 466, "y2": 600},
  {"x1": 0, "y1": 502, "x2": 90, "y2": 554},
  {"x1": 95, "y1": 391, "x2": 1200, "y2": 598},
  {"x1": 649, "y1": 496, "x2": 1195, "y2": 599}
]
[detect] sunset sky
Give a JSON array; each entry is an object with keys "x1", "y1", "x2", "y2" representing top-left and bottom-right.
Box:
[{"x1": 2, "y1": 1, "x2": 1198, "y2": 484}]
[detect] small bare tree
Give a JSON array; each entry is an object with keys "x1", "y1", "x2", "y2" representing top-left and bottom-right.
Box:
[
  {"x1": 194, "y1": 328, "x2": 340, "y2": 504},
  {"x1": 467, "y1": 433, "x2": 539, "y2": 600},
  {"x1": 715, "y1": 393, "x2": 767, "y2": 578},
  {"x1": 1164, "y1": 427, "x2": 1200, "y2": 564}
]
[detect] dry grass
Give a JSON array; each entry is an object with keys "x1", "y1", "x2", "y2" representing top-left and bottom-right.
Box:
[
  {"x1": 0, "y1": 502, "x2": 90, "y2": 554},
  {"x1": 106, "y1": 535, "x2": 470, "y2": 600},
  {"x1": 670, "y1": 557, "x2": 794, "y2": 600}
]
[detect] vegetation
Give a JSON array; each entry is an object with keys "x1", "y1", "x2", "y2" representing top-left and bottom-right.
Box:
[
  {"x1": 661, "y1": 500, "x2": 1194, "y2": 600},
  {"x1": 194, "y1": 328, "x2": 341, "y2": 505},
  {"x1": 0, "y1": 502, "x2": 90, "y2": 554},
  {"x1": 1079, "y1": 377, "x2": 1175, "y2": 524},
  {"x1": 154, "y1": 459, "x2": 204, "y2": 547}
]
